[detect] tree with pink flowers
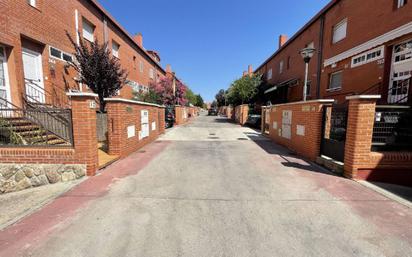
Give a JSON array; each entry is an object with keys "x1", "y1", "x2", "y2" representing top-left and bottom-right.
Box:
[{"x1": 149, "y1": 77, "x2": 188, "y2": 106}]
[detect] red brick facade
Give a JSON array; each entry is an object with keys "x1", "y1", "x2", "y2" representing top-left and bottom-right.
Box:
[
  {"x1": 0, "y1": 0, "x2": 170, "y2": 108},
  {"x1": 255, "y1": 0, "x2": 412, "y2": 105}
]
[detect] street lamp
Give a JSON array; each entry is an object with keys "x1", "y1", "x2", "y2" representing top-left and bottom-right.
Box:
[{"x1": 299, "y1": 47, "x2": 316, "y2": 101}]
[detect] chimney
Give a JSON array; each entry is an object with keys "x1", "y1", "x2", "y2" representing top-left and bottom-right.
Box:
[
  {"x1": 166, "y1": 64, "x2": 172, "y2": 73},
  {"x1": 279, "y1": 34, "x2": 288, "y2": 49},
  {"x1": 248, "y1": 65, "x2": 253, "y2": 75},
  {"x1": 242, "y1": 71, "x2": 248, "y2": 77},
  {"x1": 134, "y1": 33, "x2": 143, "y2": 48}
]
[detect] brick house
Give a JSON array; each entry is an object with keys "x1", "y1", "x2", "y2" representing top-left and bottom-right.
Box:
[
  {"x1": 0, "y1": 0, "x2": 168, "y2": 110},
  {"x1": 0, "y1": 0, "x2": 172, "y2": 192},
  {"x1": 255, "y1": 0, "x2": 412, "y2": 105}
]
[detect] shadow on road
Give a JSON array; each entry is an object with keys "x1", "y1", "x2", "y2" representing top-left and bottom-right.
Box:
[
  {"x1": 213, "y1": 117, "x2": 235, "y2": 123},
  {"x1": 210, "y1": 116, "x2": 337, "y2": 177},
  {"x1": 244, "y1": 130, "x2": 338, "y2": 177}
]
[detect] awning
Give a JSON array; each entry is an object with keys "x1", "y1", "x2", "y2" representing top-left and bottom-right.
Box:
[{"x1": 264, "y1": 78, "x2": 299, "y2": 94}]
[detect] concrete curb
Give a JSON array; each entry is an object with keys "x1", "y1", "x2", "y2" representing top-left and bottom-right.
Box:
[{"x1": 356, "y1": 180, "x2": 412, "y2": 209}]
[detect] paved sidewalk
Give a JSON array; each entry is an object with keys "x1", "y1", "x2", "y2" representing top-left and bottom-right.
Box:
[{"x1": 0, "y1": 180, "x2": 83, "y2": 230}]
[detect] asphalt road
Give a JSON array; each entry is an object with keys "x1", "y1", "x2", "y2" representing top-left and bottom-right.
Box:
[{"x1": 4, "y1": 114, "x2": 412, "y2": 257}]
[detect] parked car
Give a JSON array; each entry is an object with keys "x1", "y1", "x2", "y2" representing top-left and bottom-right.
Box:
[
  {"x1": 165, "y1": 107, "x2": 175, "y2": 128},
  {"x1": 245, "y1": 114, "x2": 262, "y2": 129},
  {"x1": 208, "y1": 108, "x2": 218, "y2": 116}
]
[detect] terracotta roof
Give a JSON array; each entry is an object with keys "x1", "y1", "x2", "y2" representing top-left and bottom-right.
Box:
[
  {"x1": 87, "y1": 0, "x2": 166, "y2": 74},
  {"x1": 255, "y1": 0, "x2": 340, "y2": 72}
]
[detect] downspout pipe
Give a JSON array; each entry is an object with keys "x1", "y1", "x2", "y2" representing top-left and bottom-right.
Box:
[{"x1": 316, "y1": 15, "x2": 325, "y2": 99}]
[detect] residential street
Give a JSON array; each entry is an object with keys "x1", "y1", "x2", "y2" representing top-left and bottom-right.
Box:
[{"x1": 1, "y1": 114, "x2": 412, "y2": 257}]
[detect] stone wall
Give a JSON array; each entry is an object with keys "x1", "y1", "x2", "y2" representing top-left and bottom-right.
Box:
[{"x1": 0, "y1": 164, "x2": 86, "y2": 194}]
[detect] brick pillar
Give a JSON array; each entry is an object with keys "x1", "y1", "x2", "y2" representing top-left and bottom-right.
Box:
[
  {"x1": 261, "y1": 107, "x2": 266, "y2": 134},
  {"x1": 106, "y1": 101, "x2": 122, "y2": 156},
  {"x1": 344, "y1": 95, "x2": 380, "y2": 179},
  {"x1": 159, "y1": 107, "x2": 165, "y2": 134},
  {"x1": 241, "y1": 105, "x2": 249, "y2": 125},
  {"x1": 175, "y1": 106, "x2": 183, "y2": 125},
  {"x1": 68, "y1": 92, "x2": 99, "y2": 176}
]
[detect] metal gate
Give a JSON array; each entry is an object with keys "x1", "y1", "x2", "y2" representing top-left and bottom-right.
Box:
[{"x1": 320, "y1": 103, "x2": 348, "y2": 162}]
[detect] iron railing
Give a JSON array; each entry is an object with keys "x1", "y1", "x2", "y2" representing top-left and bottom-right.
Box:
[
  {"x1": 0, "y1": 97, "x2": 73, "y2": 146},
  {"x1": 24, "y1": 79, "x2": 71, "y2": 109},
  {"x1": 372, "y1": 105, "x2": 412, "y2": 151}
]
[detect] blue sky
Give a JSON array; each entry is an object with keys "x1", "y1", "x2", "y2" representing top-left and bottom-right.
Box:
[{"x1": 99, "y1": 0, "x2": 330, "y2": 102}]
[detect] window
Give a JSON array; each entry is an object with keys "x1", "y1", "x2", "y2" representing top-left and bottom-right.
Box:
[
  {"x1": 112, "y1": 41, "x2": 120, "y2": 58},
  {"x1": 149, "y1": 68, "x2": 154, "y2": 79},
  {"x1": 49, "y1": 46, "x2": 73, "y2": 62},
  {"x1": 50, "y1": 47, "x2": 62, "y2": 59},
  {"x1": 397, "y1": 0, "x2": 407, "y2": 8},
  {"x1": 82, "y1": 18, "x2": 95, "y2": 42},
  {"x1": 139, "y1": 85, "x2": 149, "y2": 93},
  {"x1": 279, "y1": 61, "x2": 284, "y2": 74},
  {"x1": 329, "y1": 71, "x2": 343, "y2": 90},
  {"x1": 332, "y1": 19, "x2": 347, "y2": 44},
  {"x1": 139, "y1": 60, "x2": 143, "y2": 73},
  {"x1": 133, "y1": 56, "x2": 136, "y2": 70},
  {"x1": 351, "y1": 46, "x2": 385, "y2": 68},
  {"x1": 393, "y1": 39, "x2": 412, "y2": 63},
  {"x1": 62, "y1": 53, "x2": 73, "y2": 62},
  {"x1": 287, "y1": 56, "x2": 291, "y2": 70},
  {"x1": 27, "y1": 0, "x2": 36, "y2": 7},
  {"x1": 267, "y1": 68, "x2": 273, "y2": 80}
]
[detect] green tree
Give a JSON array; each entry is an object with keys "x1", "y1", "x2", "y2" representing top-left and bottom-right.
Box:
[
  {"x1": 185, "y1": 88, "x2": 197, "y2": 106},
  {"x1": 194, "y1": 94, "x2": 204, "y2": 107},
  {"x1": 133, "y1": 87, "x2": 160, "y2": 104},
  {"x1": 226, "y1": 74, "x2": 262, "y2": 105},
  {"x1": 215, "y1": 89, "x2": 226, "y2": 107}
]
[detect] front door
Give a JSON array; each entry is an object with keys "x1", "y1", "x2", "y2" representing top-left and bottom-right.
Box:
[
  {"x1": 388, "y1": 39, "x2": 412, "y2": 104},
  {"x1": 0, "y1": 46, "x2": 11, "y2": 108},
  {"x1": 22, "y1": 48, "x2": 45, "y2": 103}
]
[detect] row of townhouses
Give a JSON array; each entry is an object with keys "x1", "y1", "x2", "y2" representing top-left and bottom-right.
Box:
[
  {"x1": 0, "y1": 0, "x2": 189, "y2": 192},
  {"x1": 247, "y1": 0, "x2": 412, "y2": 106},
  {"x1": 0, "y1": 0, "x2": 180, "y2": 110}
]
